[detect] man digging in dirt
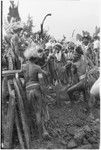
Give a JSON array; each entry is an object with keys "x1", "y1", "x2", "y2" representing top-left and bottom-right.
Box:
[
  {"x1": 67, "y1": 46, "x2": 93, "y2": 112},
  {"x1": 22, "y1": 44, "x2": 51, "y2": 140}
]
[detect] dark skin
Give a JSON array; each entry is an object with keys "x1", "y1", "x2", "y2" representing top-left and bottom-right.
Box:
[
  {"x1": 66, "y1": 52, "x2": 91, "y2": 109},
  {"x1": 22, "y1": 57, "x2": 47, "y2": 85},
  {"x1": 22, "y1": 57, "x2": 50, "y2": 139}
]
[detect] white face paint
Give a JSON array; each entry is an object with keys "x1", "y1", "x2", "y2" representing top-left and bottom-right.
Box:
[
  {"x1": 68, "y1": 51, "x2": 73, "y2": 59},
  {"x1": 64, "y1": 53, "x2": 68, "y2": 58},
  {"x1": 38, "y1": 52, "x2": 43, "y2": 58},
  {"x1": 37, "y1": 48, "x2": 44, "y2": 58},
  {"x1": 55, "y1": 51, "x2": 62, "y2": 61}
]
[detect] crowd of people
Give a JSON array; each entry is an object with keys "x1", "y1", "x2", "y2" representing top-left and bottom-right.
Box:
[{"x1": 2, "y1": 2, "x2": 100, "y2": 141}]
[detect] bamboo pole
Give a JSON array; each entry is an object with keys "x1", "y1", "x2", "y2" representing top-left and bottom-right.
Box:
[
  {"x1": 3, "y1": 80, "x2": 15, "y2": 149},
  {"x1": 13, "y1": 78, "x2": 30, "y2": 149},
  {"x1": 2, "y1": 70, "x2": 22, "y2": 78},
  {"x1": 15, "y1": 76, "x2": 28, "y2": 113},
  {"x1": 15, "y1": 108, "x2": 25, "y2": 149}
]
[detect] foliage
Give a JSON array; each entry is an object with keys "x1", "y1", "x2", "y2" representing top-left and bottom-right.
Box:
[
  {"x1": 76, "y1": 26, "x2": 100, "y2": 42},
  {"x1": 2, "y1": 11, "x2": 100, "y2": 73},
  {"x1": 31, "y1": 30, "x2": 51, "y2": 46},
  {"x1": 23, "y1": 15, "x2": 34, "y2": 37},
  {"x1": 93, "y1": 26, "x2": 100, "y2": 37},
  {"x1": 76, "y1": 34, "x2": 82, "y2": 41}
]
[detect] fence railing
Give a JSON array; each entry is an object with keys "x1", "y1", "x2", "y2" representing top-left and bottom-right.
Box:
[{"x1": 2, "y1": 70, "x2": 30, "y2": 149}]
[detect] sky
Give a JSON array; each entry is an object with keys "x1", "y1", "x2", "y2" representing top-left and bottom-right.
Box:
[{"x1": 3, "y1": 0, "x2": 100, "y2": 40}]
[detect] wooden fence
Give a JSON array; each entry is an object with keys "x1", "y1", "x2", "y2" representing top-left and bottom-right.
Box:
[{"x1": 2, "y1": 70, "x2": 31, "y2": 149}]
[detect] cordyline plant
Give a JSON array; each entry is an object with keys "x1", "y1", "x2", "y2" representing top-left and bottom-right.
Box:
[
  {"x1": 23, "y1": 15, "x2": 34, "y2": 35},
  {"x1": 2, "y1": 15, "x2": 52, "y2": 67},
  {"x1": 76, "y1": 26, "x2": 100, "y2": 42},
  {"x1": 2, "y1": 12, "x2": 100, "y2": 78}
]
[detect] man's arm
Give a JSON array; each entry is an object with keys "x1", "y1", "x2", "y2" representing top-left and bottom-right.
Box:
[
  {"x1": 38, "y1": 67, "x2": 49, "y2": 94},
  {"x1": 86, "y1": 56, "x2": 94, "y2": 68},
  {"x1": 37, "y1": 65, "x2": 48, "y2": 76}
]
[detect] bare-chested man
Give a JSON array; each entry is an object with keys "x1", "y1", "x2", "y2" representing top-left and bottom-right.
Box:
[
  {"x1": 22, "y1": 45, "x2": 50, "y2": 140},
  {"x1": 67, "y1": 46, "x2": 91, "y2": 110}
]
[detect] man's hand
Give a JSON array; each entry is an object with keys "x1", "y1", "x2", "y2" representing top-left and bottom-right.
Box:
[{"x1": 42, "y1": 70, "x2": 48, "y2": 76}]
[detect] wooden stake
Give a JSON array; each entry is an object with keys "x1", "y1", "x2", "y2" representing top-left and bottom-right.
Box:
[
  {"x1": 13, "y1": 78, "x2": 30, "y2": 149},
  {"x1": 15, "y1": 108, "x2": 25, "y2": 149},
  {"x1": 3, "y1": 81, "x2": 15, "y2": 149}
]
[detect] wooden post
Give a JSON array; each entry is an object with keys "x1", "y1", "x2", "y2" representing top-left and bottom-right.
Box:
[
  {"x1": 13, "y1": 78, "x2": 30, "y2": 149},
  {"x1": 15, "y1": 76, "x2": 29, "y2": 115},
  {"x1": 15, "y1": 108, "x2": 25, "y2": 149},
  {"x1": 2, "y1": 71, "x2": 30, "y2": 148},
  {"x1": 3, "y1": 80, "x2": 15, "y2": 149}
]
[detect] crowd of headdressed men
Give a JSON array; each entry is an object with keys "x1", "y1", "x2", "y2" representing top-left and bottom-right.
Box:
[{"x1": 2, "y1": 0, "x2": 100, "y2": 142}]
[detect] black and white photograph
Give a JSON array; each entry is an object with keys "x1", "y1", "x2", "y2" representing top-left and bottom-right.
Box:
[{"x1": 1, "y1": 0, "x2": 100, "y2": 149}]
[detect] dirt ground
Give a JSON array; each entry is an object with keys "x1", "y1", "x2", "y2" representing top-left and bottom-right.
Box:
[
  {"x1": 2, "y1": 94, "x2": 100, "y2": 149},
  {"x1": 29, "y1": 99, "x2": 100, "y2": 149}
]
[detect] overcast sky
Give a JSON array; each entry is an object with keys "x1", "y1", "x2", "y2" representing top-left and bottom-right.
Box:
[{"x1": 3, "y1": 0, "x2": 100, "y2": 40}]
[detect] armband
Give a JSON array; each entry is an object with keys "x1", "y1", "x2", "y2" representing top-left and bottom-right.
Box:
[{"x1": 38, "y1": 73, "x2": 43, "y2": 78}]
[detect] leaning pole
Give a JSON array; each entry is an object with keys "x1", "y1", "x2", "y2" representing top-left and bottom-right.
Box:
[{"x1": 40, "y1": 13, "x2": 52, "y2": 37}]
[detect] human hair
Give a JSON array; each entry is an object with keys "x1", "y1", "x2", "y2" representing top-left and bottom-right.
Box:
[
  {"x1": 29, "y1": 56, "x2": 38, "y2": 64},
  {"x1": 75, "y1": 46, "x2": 83, "y2": 55}
]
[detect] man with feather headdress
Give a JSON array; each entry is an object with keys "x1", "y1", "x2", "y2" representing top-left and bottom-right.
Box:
[{"x1": 22, "y1": 44, "x2": 50, "y2": 140}]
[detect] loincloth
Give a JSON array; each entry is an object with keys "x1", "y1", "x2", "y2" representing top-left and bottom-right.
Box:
[{"x1": 26, "y1": 82, "x2": 40, "y2": 91}]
